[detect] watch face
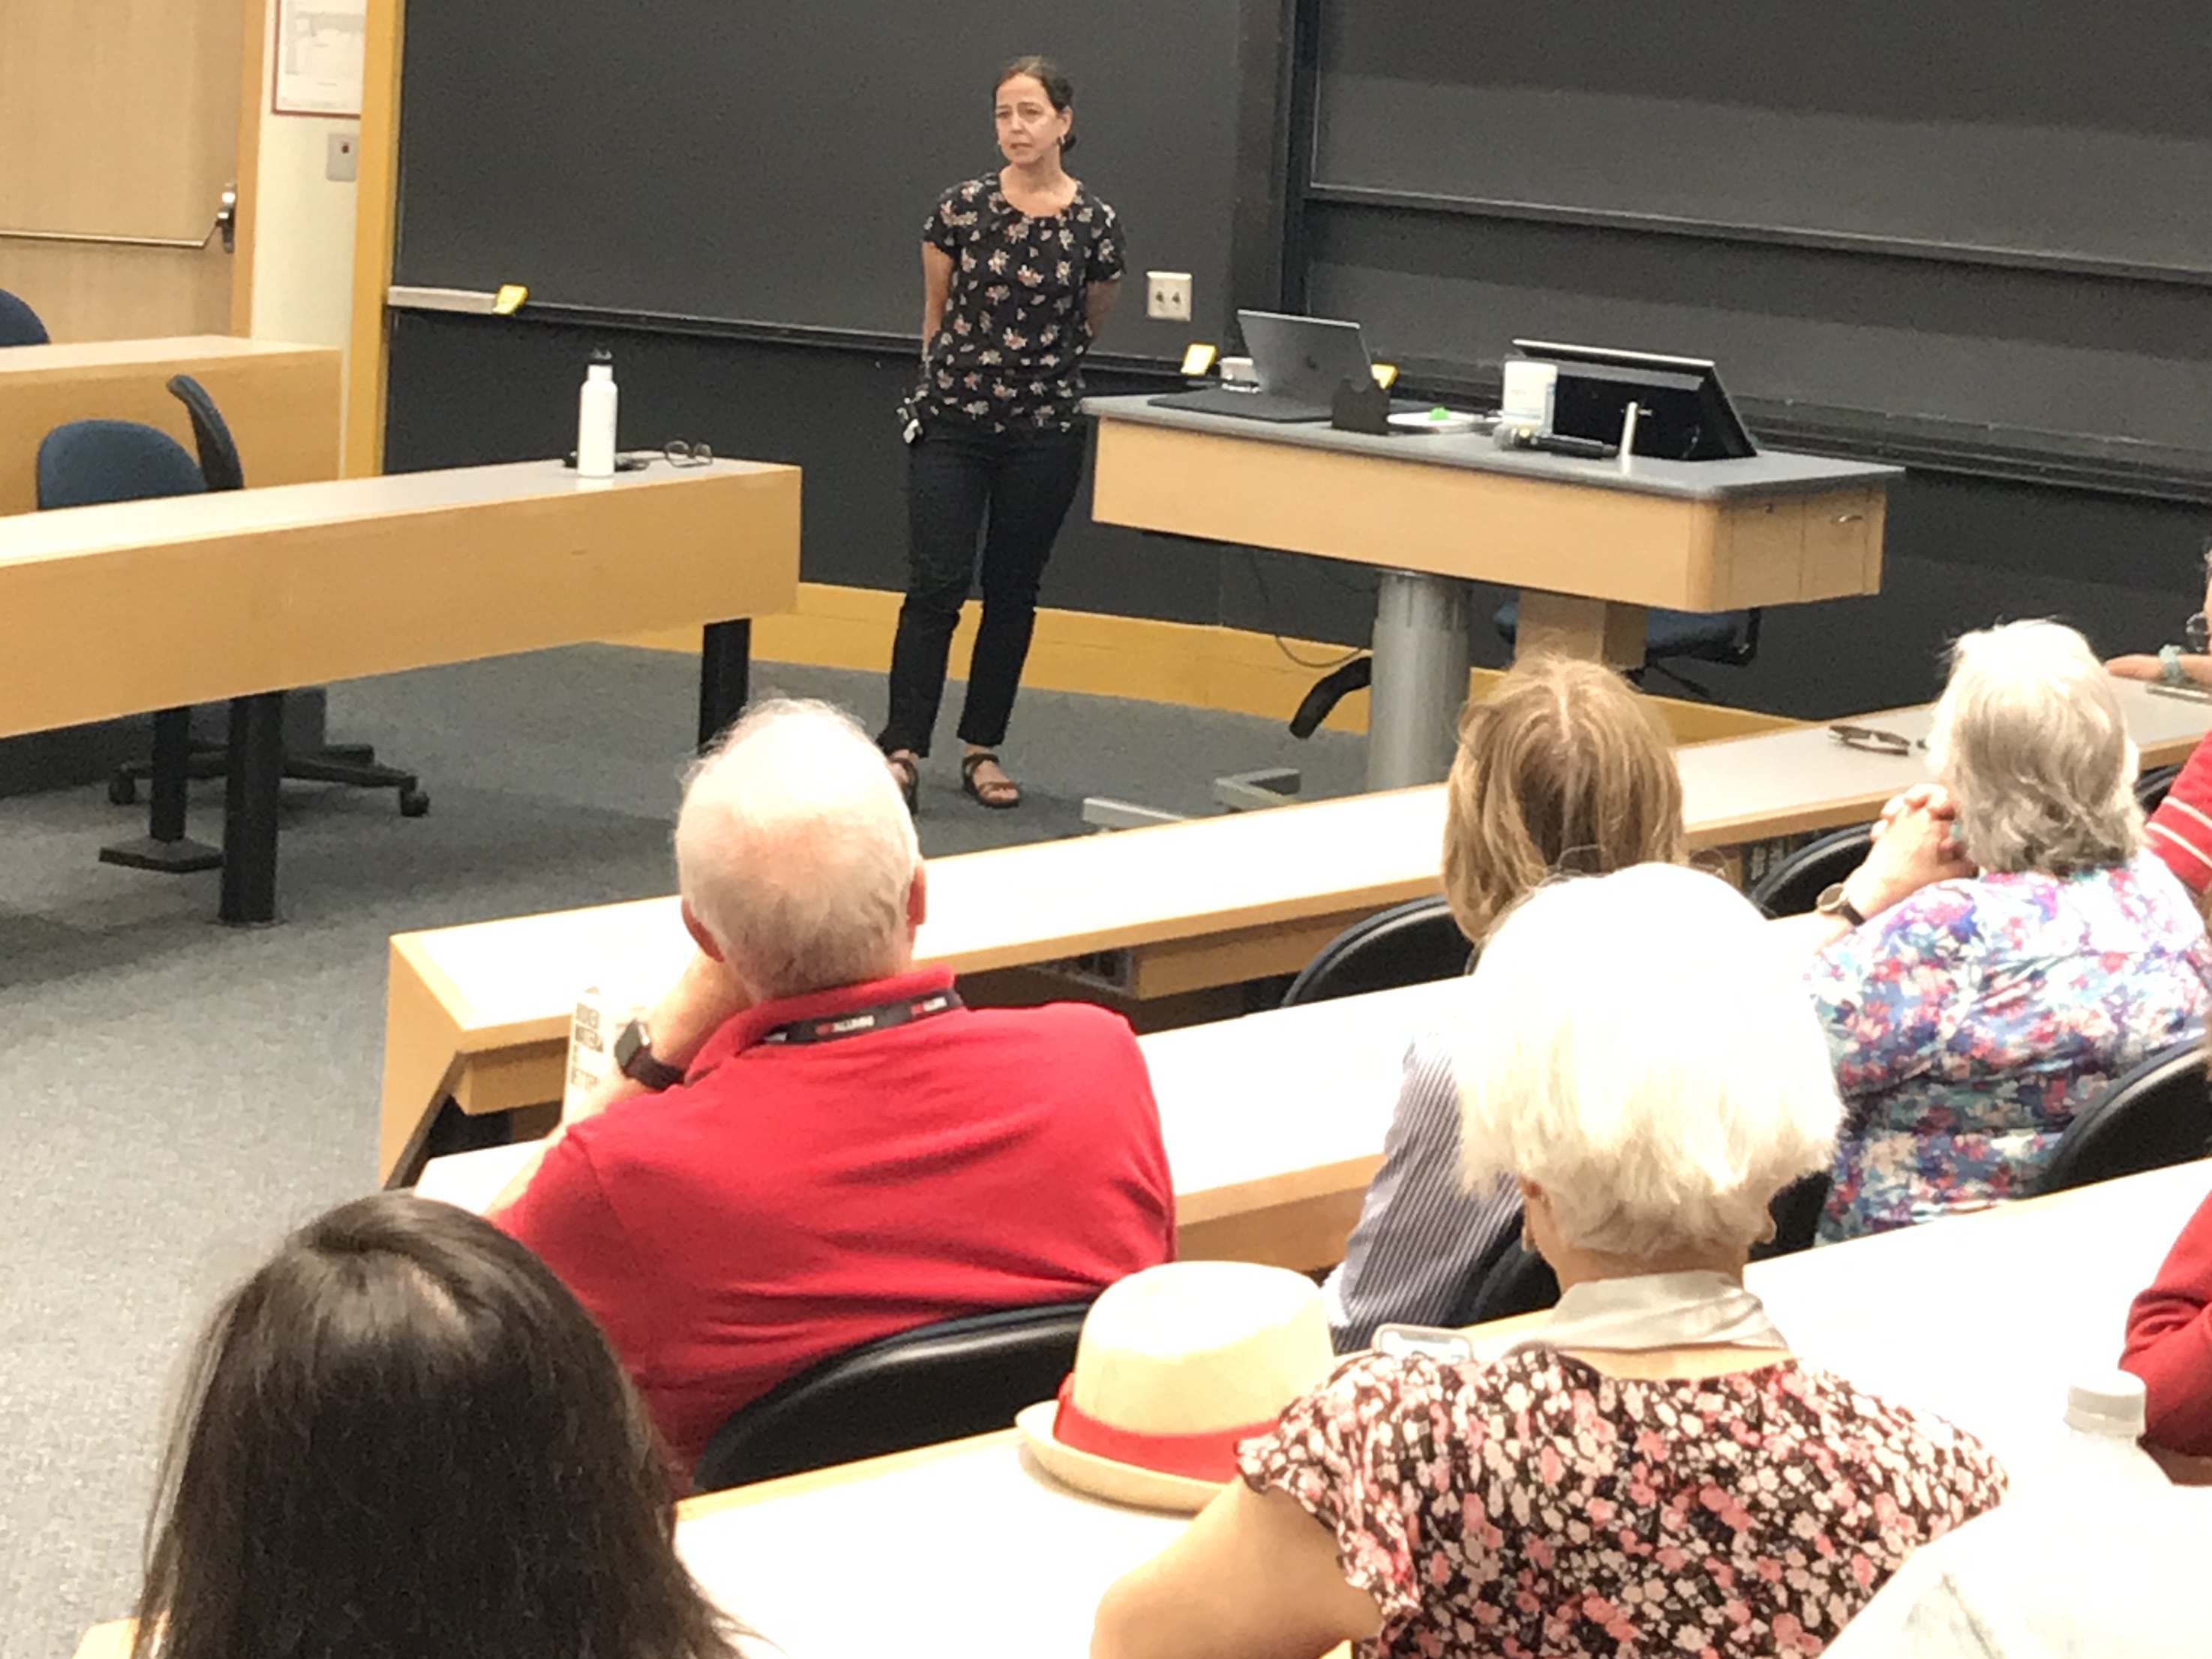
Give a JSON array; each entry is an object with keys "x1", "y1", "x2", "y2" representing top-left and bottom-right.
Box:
[{"x1": 612, "y1": 1019, "x2": 649, "y2": 1070}]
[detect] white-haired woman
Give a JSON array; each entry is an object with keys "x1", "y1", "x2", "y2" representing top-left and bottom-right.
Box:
[
  {"x1": 1787, "y1": 620, "x2": 2212, "y2": 1243},
  {"x1": 1092, "y1": 865, "x2": 2008, "y2": 1659}
]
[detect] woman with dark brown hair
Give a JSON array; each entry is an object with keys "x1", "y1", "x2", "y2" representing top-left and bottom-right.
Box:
[
  {"x1": 879, "y1": 54, "x2": 1123, "y2": 812},
  {"x1": 1323, "y1": 655, "x2": 1686, "y2": 1349},
  {"x1": 128, "y1": 1193, "x2": 758, "y2": 1659}
]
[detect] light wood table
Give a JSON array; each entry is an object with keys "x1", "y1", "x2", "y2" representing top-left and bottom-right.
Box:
[
  {"x1": 375, "y1": 678, "x2": 2212, "y2": 1185},
  {"x1": 0, "y1": 335, "x2": 341, "y2": 513},
  {"x1": 643, "y1": 1159, "x2": 2212, "y2": 1659},
  {"x1": 1086, "y1": 394, "x2": 1901, "y2": 788},
  {"x1": 417, "y1": 974, "x2": 1469, "y2": 1268},
  {"x1": 0, "y1": 458, "x2": 800, "y2": 924}
]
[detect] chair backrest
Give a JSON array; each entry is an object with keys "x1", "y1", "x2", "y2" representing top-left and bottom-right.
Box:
[
  {"x1": 1449, "y1": 1220, "x2": 1562, "y2": 1326},
  {"x1": 692, "y1": 1299, "x2": 1094, "y2": 1494},
  {"x1": 1448, "y1": 1170, "x2": 1829, "y2": 1328},
  {"x1": 165, "y1": 373, "x2": 246, "y2": 491},
  {"x1": 2036, "y1": 1040, "x2": 2212, "y2": 1197},
  {"x1": 35, "y1": 419, "x2": 206, "y2": 509},
  {"x1": 1280, "y1": 895, "x2": 1472, "y2": 1008},
  {"x1": 2135, "y1": 762, "x2": 2185, "y2": 814},
  {"x1": 0, "y1": 287, "x2": 48, "y2": 346},
  {"x1": 1747, "y1": 824, "x2": 1877, "y2": 919}
]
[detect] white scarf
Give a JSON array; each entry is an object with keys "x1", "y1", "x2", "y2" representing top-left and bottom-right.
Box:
[{"x1": 1498, "y1": 1270, "x2": 1787, "y2": 1359}]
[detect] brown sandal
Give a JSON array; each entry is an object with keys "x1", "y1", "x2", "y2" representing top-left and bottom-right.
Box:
[
  {"x1": 886, "y1": 750, "x2": 920, "y2": 814},
  {"x1": 960, "y1": 751, "x2": 1021, "y2": 810}
]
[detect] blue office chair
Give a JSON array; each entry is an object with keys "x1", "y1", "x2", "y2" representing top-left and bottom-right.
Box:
[
  {"x1": 1495, "y1": 600, "x2": 1760, "y2": 700},
  {"x1": 2135, "y1": 762, "x2": 2185, "y2": 814},
  {"x1": 1747, "y1": 824, "x2": 1877, "y2": 919},
  {"x1": 98, "y1": 376, "x2": 428, "y2": 820},
  {"x1": 0, "y1": 287, "x2": 50, "y2": 346},
  {"x1": 693, "y1": 1300, "x2": 1094, "y2": 1493}
]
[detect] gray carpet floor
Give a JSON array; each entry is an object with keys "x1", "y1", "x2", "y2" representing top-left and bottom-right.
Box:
[{"x1": 0, "y1": 644, "x2": 1364, "y2": 1659}]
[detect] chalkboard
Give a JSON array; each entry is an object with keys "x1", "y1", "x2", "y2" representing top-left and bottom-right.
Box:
[
  {"x1": 393, "y1": 0, "x2": 1241, "y2": 356},
  {"x1": 1313, "y1": 4, "x2": 2212, "y2": 279}
]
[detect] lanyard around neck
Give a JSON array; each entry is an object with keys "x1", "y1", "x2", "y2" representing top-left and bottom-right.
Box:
[{"x1": 757, "y1": 987, "x2": 964, "y2": 1047}]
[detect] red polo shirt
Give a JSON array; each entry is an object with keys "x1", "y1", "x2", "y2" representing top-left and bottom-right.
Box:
[{"x1": 499, "y1": 966, "x2": 1175, "y2": 1476}]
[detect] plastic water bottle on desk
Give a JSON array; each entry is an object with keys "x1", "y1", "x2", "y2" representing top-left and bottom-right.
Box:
[
  {"x1": 2053, "y1": 1370, "x2": 2168, "y2": 1495},
  {"x1": 576, "y1": 348, "x2": 618, "y2": 478}
]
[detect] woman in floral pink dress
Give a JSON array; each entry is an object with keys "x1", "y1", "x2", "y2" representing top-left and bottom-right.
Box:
[{"x1": 1093, "y1": 867, "x2": 2007, "y2": 1659}]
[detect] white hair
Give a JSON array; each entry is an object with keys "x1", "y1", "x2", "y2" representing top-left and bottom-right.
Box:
[
  {"x1": 673, "y1": 699, "x2": 922, "y2": 1000},
  {"x1": 1928, "y1": 620, "x2": 2141, "y2": 875},
  {"x1": 1454, "y1": 864, "x2": 1842, "y2": 1259}
]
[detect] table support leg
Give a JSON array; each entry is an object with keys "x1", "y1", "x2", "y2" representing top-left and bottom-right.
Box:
[
  {"x1": 1517, "y1": 590, "x2": 1647, "y2": 668},
  {"x1": 1367, "y1": 569, "x2": 1470, "y2": 791},
  {"x1": 698, "y1": 619, "x2": 752, "y2": 751},
  {"x1": 98, "y1": 705, "x2": 225, "y2": 873},
  {"x1": 219, "y1": 692, "x2": 285, "y2": 926}
]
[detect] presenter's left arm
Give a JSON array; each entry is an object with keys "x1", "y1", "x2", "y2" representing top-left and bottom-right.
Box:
[{"x1": 1083, "y1": 278, "x2": 1120, "y2": 341}]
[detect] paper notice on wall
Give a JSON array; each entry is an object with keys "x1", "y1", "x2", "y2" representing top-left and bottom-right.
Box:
[{"x1": 273, "y1": 0, "x2": 367, "y2": 117}]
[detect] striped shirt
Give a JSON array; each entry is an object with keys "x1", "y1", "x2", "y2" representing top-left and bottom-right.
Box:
[
  {"x1": 1322, "y1": 1036, "x2": 1520, "y2": 1351},
  {"x1": 2147, "y1": 734, "x2": 2212, "y2": 897}
]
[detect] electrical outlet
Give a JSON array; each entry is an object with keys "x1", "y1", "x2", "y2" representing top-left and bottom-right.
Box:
[
  {"x1": 1145, "y1": 270, "x2": 1192, "y2": 322},
  {"x1": 326, "y1": 131, "x2": 358, "y2": 183}
]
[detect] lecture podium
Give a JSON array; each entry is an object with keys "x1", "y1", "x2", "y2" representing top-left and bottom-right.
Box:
[
  {"x1": 0, "y1": 458, "x2": 800, "y2": 922},
  {"x1": 1085, "y1": 394, "x2": 1901, "y2": 788}
]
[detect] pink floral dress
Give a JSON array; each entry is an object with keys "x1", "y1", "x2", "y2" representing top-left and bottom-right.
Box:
[
  {"x1": 1807, "y1": 854, "x2": 2212, "y2": 1241},
  {"x1": 1238, "y1": 1350, "x2": 2006, "y2": 1659}
]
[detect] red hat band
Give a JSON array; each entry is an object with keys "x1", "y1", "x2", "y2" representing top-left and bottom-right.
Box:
[{"x1": 1049, "y1": 1374, "x2": 1280, "y2": 1484}]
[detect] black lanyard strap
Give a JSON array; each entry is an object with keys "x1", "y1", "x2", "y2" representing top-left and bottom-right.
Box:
[{"x1": 758, "y1": 988, "x2": 964, "y2": 1047}]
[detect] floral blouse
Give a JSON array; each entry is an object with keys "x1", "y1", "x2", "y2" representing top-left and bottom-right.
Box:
[
  {"x1": 1807, "y1": 854, "x2": 2212, "y2": 1242},
  {"x1": 914, "y1": 173, "x2": 1124, "y2": 432},
  {"x1": 1239, "y1": 1350, "x2": 2006, "y2": 1659}
]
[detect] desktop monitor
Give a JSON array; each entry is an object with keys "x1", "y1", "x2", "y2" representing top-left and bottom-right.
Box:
[{"x1": 1509, "y1": 340, "x2": 1759, "y2": 461}]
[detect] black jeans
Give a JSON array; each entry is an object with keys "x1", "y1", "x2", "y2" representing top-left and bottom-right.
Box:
[{"x1": 880, "y1": 418, "x2": 1088, "y2": 758}]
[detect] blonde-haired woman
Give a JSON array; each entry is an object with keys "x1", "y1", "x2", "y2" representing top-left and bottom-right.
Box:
[
  {"x1": 1792, "y1": 620, "x2": 2212, "y2": 1240},
  {"x1": 1094, "y1": 866, "x2": 2007, "y2": 1659},
  {"x1": 1324, "y1": 655, "x2": 1684, "y2": 1349}
]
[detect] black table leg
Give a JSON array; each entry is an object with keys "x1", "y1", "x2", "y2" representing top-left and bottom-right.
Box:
[
  {"x1": 219, "y1": 692, "x2": 286, "y2": 926},
  {"x1": 99, "y1": 705, "x2": 224, "y2": 873},
  {"x1": 698, "y1": 619, "x2": 752, "y2": 751}
]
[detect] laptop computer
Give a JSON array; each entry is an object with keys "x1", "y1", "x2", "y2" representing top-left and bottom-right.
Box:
[{"x1": 1150, "y1": 310, "x2": 1373, "y2": 423}]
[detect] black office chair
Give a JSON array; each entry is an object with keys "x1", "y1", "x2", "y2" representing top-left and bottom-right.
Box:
[
  {"x1": 692, "y1": 1299, "x2": 1094, "y2": 1494},
  {"x1": 1280, "y1": 896, "x2": 1472, "y2": 1007},
  {"x1": 103, "y1": 376, "x2": 429, "y2": 822},
  {"x1": 2136, "y1": 762, "x2": 2185, "y2": 814},
  {"x1": 1446, "y1": 1169, "x2": 1831, "y2": 1329},
  {"x1": 1495, "y1": 601, "x2": 1762, "y2": 701},
  {"x1": 0, "y1": 287, "x2": 49, "y2": 346},
  {"x1": 1747, "y1": 824, "x2": 1877, "y2": 919},
  {"x1": 2035, "y1": 1041, "x2": 2212, "y2": 1198}
]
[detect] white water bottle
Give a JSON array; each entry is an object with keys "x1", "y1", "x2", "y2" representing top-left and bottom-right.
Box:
[
  {"x1": 576, "y1": 349, "x2": 618, "y2": 478},
  {"x1": 2056, "y1": 1370, "x2": 2168, "y2": 1493}
]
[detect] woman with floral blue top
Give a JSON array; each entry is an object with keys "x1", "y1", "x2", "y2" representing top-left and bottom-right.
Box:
[
  {"x1": 878, "y1": 56, "x2": 1123, "y2": 813},
  {"x1": 1784, "y1": 620, "x2": 2212, "y2": 1240}
]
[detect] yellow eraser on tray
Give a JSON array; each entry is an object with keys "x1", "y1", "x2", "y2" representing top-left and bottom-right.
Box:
[
  {"x1": 493, "y1": 284, "x2": 529, "y2": 315},
  {"x1": 1370, "y1": 362, "x2": 1400, "y2": 390},
  {"x1": 1180, "y1": 342, "x2": 1218, "y2": 377}
]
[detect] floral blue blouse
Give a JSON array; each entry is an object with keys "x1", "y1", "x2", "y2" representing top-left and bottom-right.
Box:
[{"x1": 1807, "y1": 854, "x2": 2212, "y2": 1242}]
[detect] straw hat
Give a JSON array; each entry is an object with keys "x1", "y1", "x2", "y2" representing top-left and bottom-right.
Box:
[{"x1": 1016, "y1": 1260, "x2": 1337, "y2": 1513}]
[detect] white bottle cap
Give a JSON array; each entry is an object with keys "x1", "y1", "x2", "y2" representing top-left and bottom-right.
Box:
[
  {"x1": 2064, "y1": 1370, "x2": 2149, "y2": 1437},
  {"x1": 587, "y1": 362, "x2": 613, "y2": 382}
]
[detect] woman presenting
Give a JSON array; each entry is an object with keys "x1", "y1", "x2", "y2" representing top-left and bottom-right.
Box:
[{"x1": 880, "y1": 56, "x2": 1122, "y2": 811}]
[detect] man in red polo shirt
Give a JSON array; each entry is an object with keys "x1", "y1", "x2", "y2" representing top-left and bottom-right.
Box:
[{"x1": 493, "y1": 698, "x2": 1175, "y2": 1478}]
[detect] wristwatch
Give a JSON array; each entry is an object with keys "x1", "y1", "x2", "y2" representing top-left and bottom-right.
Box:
[
  {"x1": 2160, "y1": 644, "x2": 2188, "y2": 688},
  {"x1": 1814, "y1": 883, "x2": 1868, "y2": 929},
  {"x1": 612, "y1": 1018, "x2": 686, "y2": 1091}
]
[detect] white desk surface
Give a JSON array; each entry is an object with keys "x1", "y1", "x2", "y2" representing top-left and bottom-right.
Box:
[
  {"x1": 1085, "y1": 394, "x2": 1904, "y2": 501},
  {"x1": 0, "y1": 333, "x2": 323, "y2": 374},
  {"x1": 415, "y1": 975, "x2": 1471, "y2": 1221},
  {"x1": 659, "y1": 1160, "x2": 2212, "y2": 1659},
  {"x1": 0, "y1": 456, "x2": 785, "y2": 562},
  {"x1": 395, "y1": 678, "x2": 2212, "y2": 1045}
]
